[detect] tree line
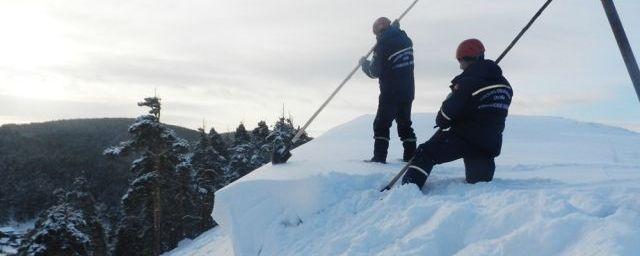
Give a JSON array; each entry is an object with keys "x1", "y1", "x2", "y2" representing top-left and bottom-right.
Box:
[{"x1": 14, "y1": 96, "x2": 311, "y2": 256}]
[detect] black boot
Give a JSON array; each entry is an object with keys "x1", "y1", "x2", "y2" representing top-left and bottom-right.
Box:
[
  {"x1": 464, "y1": 157, "x2": 496, "y2": 184},
  {"x1": 402, "y1": 156, "x2": 434, "y2": 190},
  {"x1": 402, "y1": 140, "x2": 416, "y2": 162},
  {"x1": 369, "y1": 138, "x2": 389, "y2": 164}
]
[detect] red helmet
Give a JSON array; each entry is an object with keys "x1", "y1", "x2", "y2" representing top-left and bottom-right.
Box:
[{"x1": 456, "y1": 38, "x2": 485, "y2": 60}]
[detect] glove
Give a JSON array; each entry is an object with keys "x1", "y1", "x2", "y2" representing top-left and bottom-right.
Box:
[
  {"x1": 436, "y1": 111, "x2": 452, "y2": 129},
  {"x1": 414, "y1": 143, "x2": 426, "y2": 157},
  {"x1": 359, "y1": 57, "x2": 369, "y2": 66},
  {"x1": 391, "y1": 20, "x2": 400, "y2": 28}
]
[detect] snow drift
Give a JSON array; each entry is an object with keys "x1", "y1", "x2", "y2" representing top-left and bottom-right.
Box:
[{"x1": 168, "y1": 113, "x2": 640, "y2": 256}]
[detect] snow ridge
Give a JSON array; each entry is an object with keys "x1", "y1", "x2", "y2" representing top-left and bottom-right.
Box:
[{"x1": 166, "y1": 114, "x2": 640, "y2": 256}]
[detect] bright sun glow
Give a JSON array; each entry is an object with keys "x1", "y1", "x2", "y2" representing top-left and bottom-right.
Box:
[
  {"x1": 0, "y1": 3, "x2": 71, "y2": 100},
  {"x1": 0, "y1": 5, "x2": 69, "y2": 69}
]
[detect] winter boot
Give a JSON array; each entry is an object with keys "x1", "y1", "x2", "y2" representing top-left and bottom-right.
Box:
[
  {"x1": 402, "y1": 156, "x2": 434, "y2": 190},
  {"x1": 402, "y1": 140, "x2": 416, "y2": 162},
  {"x1": 463, "y1": 157, "x2": 496, "y2": 184},
  {"x1": 369, "y1": 138, "x2": 389, "y2": 164}
]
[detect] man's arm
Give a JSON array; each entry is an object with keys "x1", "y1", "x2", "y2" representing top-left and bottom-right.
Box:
[
  {"x1": 360, "y1": 46, "x2": 384, "y2": 79},
  {"x1": 436, "y1": 83, "x2": 472, "y2": 128}
]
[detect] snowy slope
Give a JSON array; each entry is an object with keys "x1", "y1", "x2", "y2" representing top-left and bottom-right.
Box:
[{"x1": 166, "y1": 113, "x2": 640, "y2": 256}]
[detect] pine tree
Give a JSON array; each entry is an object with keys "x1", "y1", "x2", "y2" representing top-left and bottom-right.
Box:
[
  {"x1": 232, "y1": 123, "x2": 251, "y2": 146},
  {"x1": 104, "y1": 96, "x2": 192, "y2": 256},
  {"x1": 19, "y1": 177, "x2": 107, "y2": 256},
  {"x1": 192, "y1": 128, "x2": 227, "y2": 174},
  {"x1": 173, "y1": 161, "x2": 201, "y2": 239},
  {"x1": 267, "y1": 116, "x2": 312, "y2": 162},
  {"x1": 251, "y1": 121, "x2": 270, "y2": 145},
  {"x1": 137, "y1": 96, "x2": 161, "y2": 121},
  {"x1": 193, "y1": 165, "x2": 217, "y2": 231},
  {"x1": 228, "y1": 123, "x2": 255, "y2": 178},
  {"x1": 208, "y1": 127, "x2": 229, "y2": 161},
  {"x1": 250, "y1": 121, "x2": 272, "y2": 170},
  {"x1": 190, "y1": 127, "x2": 228, "y2": 232}
]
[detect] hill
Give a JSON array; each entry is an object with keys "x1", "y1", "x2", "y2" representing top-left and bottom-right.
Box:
[
  {"x1": 167, "y1": 113, "x2": 640, "y2": 256},
  {"x1": 0, "y1": 118, "x2": 201, "y2": 224}
]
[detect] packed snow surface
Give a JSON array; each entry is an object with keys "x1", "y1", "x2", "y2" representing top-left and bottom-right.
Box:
[{"x1": 167, "y1": 113, "x2": 640, "y2": 256}]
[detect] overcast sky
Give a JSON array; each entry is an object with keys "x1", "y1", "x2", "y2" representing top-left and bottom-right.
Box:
[{"x1": 1, "y1": 0, "x2": 639, "y2": 134}]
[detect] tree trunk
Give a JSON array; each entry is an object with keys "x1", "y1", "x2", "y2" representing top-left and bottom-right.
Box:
[{"x1": 153, "y1": 184, "x2": 161, "y2": 256}]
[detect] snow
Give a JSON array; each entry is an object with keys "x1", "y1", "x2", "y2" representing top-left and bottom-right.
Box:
[
  {"x1": 0, "y1": 220, "x2": 33, "y2": 255},
  {"x1": 167, "y1": 113, "x2": 640, "y2": 256},
  {"x1": 164, "y1": 227, "x2": 233, "y2": 256}
]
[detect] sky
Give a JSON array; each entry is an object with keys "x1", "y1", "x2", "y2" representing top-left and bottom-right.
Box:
[{"x1": 0, "y1": 0, "x2": 639, "y2": 135}]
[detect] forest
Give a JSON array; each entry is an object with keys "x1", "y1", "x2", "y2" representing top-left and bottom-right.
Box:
[{"x1": 0, "y1": 96, "x2": 310, "y2": 255}]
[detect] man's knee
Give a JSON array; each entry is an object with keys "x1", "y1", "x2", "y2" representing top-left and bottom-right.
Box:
[
  {"x1": 415, "y1": 137, "x2": 443, "y2": 160},
  {"x1": 395, "y1": 117, "x2": 412, "y2": 128},
  {"x1": 464, "y1": 157, "x2": 495, "y2": 184}
]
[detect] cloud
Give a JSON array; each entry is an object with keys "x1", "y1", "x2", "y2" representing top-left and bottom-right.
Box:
[{"x1": 1, "y1": 0, "x2": 639, "y2": 133}]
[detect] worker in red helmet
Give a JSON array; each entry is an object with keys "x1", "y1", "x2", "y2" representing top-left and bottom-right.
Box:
[{"x1": 402, "y1": 38, "x2": 514, "y2": 190}]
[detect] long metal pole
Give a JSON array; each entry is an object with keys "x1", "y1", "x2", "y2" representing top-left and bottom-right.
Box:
[
  {"x1": 291, "y1": 0, "x2": 420, "y2": 144},
  {"x1": 495, "y1": 0, "x2": 553, "y2": 64},
  {"x1": 380, "y1": 156, "x2": 414, "y2": 192},
  {"x1": 290, "y1": 44, "x2": 375, "y2": 144},
  {"x1": 600, "y1": 0, "x2": 640, "y2": 103}
]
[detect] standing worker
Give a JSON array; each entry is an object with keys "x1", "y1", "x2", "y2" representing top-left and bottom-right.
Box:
[
  {"x1": 360, "y1": 17, "x2": 417, "y2": 164},
  {"x1": 402, "y1": 39, "x2": 513, "y2": 190}
]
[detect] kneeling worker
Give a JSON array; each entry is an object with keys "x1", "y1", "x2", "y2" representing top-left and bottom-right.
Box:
[
  {"x1": 360, "y1": 17, "x2": 417, "y2": 164},
  {"x1": 403, "y1": 39, "x2": 513, "y2": 190}
]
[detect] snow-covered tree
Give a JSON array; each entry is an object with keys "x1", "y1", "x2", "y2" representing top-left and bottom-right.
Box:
[
  {"x1": 137, "y1": 97, "x2": 161, "y2": 121},
  {"x1": 19, "y1": 177, "x2": 107, "y2": 256},
  {"x1": 190, "y1": 127, "x2": 229, "y2": 231},
  {"x1": 172, "y1": 161, "x2": 201, "y2": 239},
  {"x1": 208, "y1": 127, "x2": 229, "y2": 161},
  {"x1": 228, "y1": 117, "x2": 312, "y2": 180},
  {"x1": 251, "y1": 121, "x2": 270, "y2": 145},
  {"x1": 104, "y1": 96, "x2": 193, "y2": 256},
  {"x1": 228, "y1": 123, "x2": 255, "y2": 178},
  {"x1": 250, "y1": 121, "x2": 272, "y2": 170},
  {"x1": 267, "y1": 116, "x2": 311, "y2": 162},
  {"x1": 232, "y1": 123, "x2": 251, "y2": 146},
  {"x1": 192, "y1": 128, "x2": 227, "y2": 175}
]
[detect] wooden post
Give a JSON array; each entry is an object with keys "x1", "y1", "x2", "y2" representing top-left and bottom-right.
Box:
[{"x1": 601, "y1": 0, "x2": 640, "y2": 103}]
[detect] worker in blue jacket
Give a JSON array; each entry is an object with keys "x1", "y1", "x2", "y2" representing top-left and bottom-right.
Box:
[
  {"x1": 360, "y1": 17, "x2": 417, "y2": 163},
  {"x1": 402, "y1": 39, "x2": 513, "y2": 190}
]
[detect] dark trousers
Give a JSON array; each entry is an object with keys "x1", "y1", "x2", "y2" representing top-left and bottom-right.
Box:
[
  {"x1": 405, "y1": 130, "x2": 495, "y2": 185},
  {"x1": 373, "y1": 100, "x2": 416, "y2": 140},
  {"x1": 373, "y1": 100, "x2": 416, "y2": 158}
]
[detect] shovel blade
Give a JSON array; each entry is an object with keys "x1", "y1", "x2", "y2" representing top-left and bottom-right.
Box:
[
  {"x1": 379, "y1": 186, "x2": 392, "y2": 192},
  {"x1": 271, "y1": 148, "x2": 292, "y2": 164}
]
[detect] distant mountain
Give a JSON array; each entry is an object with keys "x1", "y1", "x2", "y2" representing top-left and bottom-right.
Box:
[
  {"x1": 0, "y1": 118, "x2": 201, "y2": 225},
  {"x1": 0, "y1": 118, "x2": 201, "y2": 141}
]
